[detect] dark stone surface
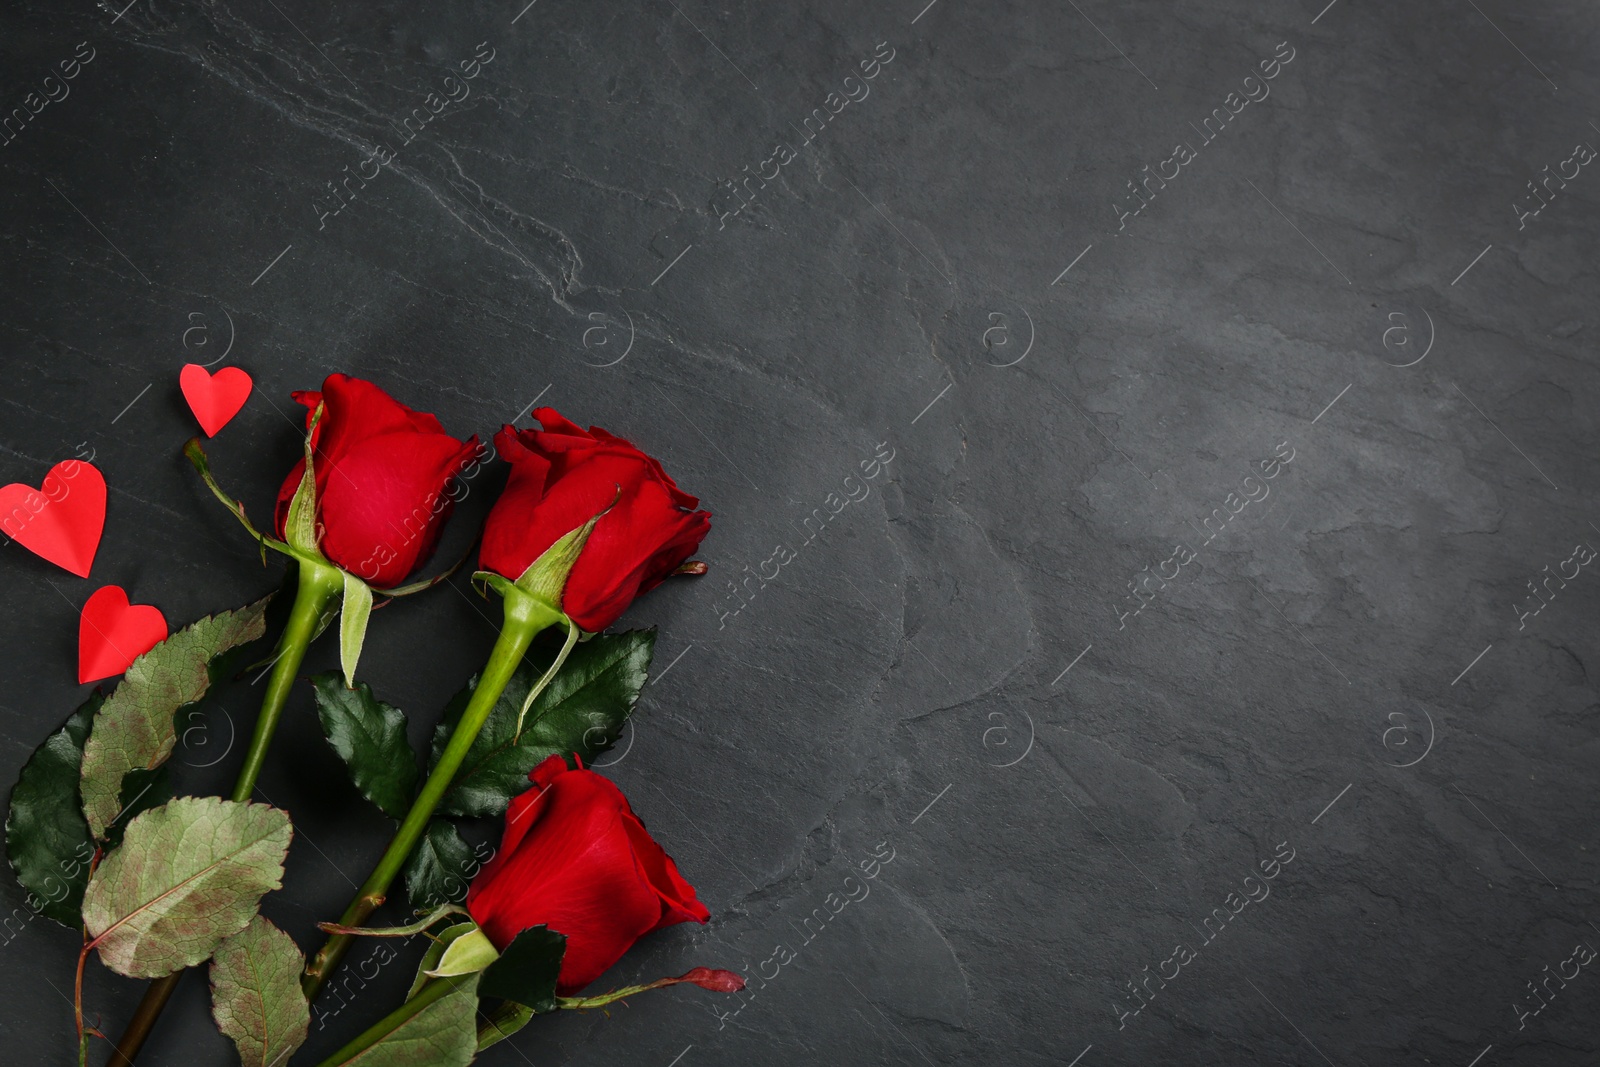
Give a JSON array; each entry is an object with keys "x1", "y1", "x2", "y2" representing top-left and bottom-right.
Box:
[{"x1": 3, "y1": 0, "x2": 1599, "y2": 1064}]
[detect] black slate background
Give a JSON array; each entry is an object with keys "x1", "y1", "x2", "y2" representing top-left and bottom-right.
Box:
[{"x1": 4, "y1": 0, "x2": 1600, "y2": 1064}]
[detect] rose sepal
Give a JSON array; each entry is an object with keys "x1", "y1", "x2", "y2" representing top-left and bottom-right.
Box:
[
  {"x1": 280, "y1": 401, "x2": 326, "y2": 559},
  {"x1": 470, "y1": 493, "x2": 608, "y2": 619},
  {"x1": 184, "y1": 437, "x2": 301, "y2": 567},
  {"x1": 508, "y1": 492, "x2": 612, "y2": 605},
  {"x1": 316, "y1": 904, "x2": 469, "y2": 939},
  {"x1": 474, "y1": 966, "x2": 745, "y2": 1051},
  {"x1": 280, "y1": 406, "x2": 373, "y2": 688},
  {"x1": 426, "y1": 927, "x2": 499, "y2": 978},
  {"x1": 557, "y1": 967, "x2": 747, "y2": 1008},
  {"x1": 184, "y1": 436, "x2": 335, "y2": 574},
  {"x1": 187, "y1": 431, "x2": 385, "y2": 686},
  {"x1": 370, "y1": 540, "x2": 476, "y2": 597}
]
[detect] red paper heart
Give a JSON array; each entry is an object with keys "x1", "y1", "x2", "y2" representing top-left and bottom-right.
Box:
[
  {"x1": 0, "y1": 460, "x2": 107, "y2": 578},
  {"x1": 78, "y1": 585, "x2": 168, "y2": 684},
  {"x1": 180, "y1": 364, "x2": 253, "y2": 437}
]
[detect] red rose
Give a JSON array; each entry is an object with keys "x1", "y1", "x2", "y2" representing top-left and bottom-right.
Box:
[
  {"x1": 272, "y1": 374, "x2": 479, "y2": 587},
  {"x1": 479, "y1": 409, "x2": 710, "y2": 631},
  {"x1": 466, "y1": 755, "x2": 709, "y2": 994}
]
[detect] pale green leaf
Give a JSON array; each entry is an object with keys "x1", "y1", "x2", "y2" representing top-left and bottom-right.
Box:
[
  {"x1": 82, "y1": 796, "x2": 292, "y2": 977},
  {"x1": 476, "y1": 1002, "x2": 534, "y2": 1053},
  {"x1": 80, "y1": 598, "x2": 272, "y2": 838},
  {"x1": 339, "y1": 571, "x2": 373, "y2": 688},
  {"x1": 210, "y1": 915, "x2": 311, "y2": 1067},
  {"x1": 332, "y1": 974, "x2": 480, "y2": 1066}
]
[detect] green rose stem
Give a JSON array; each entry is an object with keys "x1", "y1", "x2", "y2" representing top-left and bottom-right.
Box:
[
  {"x1": 105, "y1": 560, "x2": 343, "y2": 1067},
  {"x1": 302, "y1": 587, "x2": 574, "y2": 1002},
  {"x1": 234, "y1": 560, "x2": 346, "y2": 800},
  {"x1": 75, "y1": 941, "x2": 93, "y2": 1067}
]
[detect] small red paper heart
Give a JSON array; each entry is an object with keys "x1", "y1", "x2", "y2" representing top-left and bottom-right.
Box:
[
  {"x1": 180, "y1": 364, "x2": 253, "y2": 437},
  {"x1": 79, "y1": 585, "x2": 168, "y2": 684},
  {"x1": 0, "y1": 460, "x2": 107, "y2": 578}
]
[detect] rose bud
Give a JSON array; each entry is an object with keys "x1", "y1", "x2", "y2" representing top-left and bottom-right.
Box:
[
  {"x1": 466, "y1": 754, "x2": 710, "y2": 994},
  {"x1": 271, "y1": 374, "x2": 480, "y2": 588},
  {"x1": 478, "y1": 408, "x2": 710, "y2": 632}
]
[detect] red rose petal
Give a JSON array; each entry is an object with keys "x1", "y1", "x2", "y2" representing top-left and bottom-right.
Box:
[
  {"x1": 312, "y1": 374, "x2": 449, "y2": 463},
  {"x1": 467, "y1": 762, "x2": 707, "y2": 994},
  {"x1": 315, "y1": 431, "x2": 479, "y2": 586},
  {"x1": 678, "y1": 967, "x2": 745, "y2": 993}
]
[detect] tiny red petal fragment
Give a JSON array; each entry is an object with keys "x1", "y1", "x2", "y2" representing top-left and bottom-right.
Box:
[{"x1": 680, "y1": 967, "x2": 744, "y2": 993}]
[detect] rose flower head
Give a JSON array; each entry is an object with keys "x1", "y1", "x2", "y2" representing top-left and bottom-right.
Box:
[
  {"x1": 466, "y1": 755, "x2": 710, "y2": 994},
  {"x1": 272, "y1": 374, "x2": 480, "y2": 587},
  {"x1": 479, "y1": 409, "x2": 710, "y2": 632}
]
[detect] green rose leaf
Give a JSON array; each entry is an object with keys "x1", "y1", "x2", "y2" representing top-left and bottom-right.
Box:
[
  {"x1": 4, "y1": 694, "x2": 170, "y2": 930},
  {"x1": 326, "y1": 974, "x2": 480, "y2": 1066},
  {"x1": 480, "y1": 925, "x2": 566, "y2": 1014},
  {"x1": 311, "y1": 673, "x2": 420, "y2": 820},
  {"x1": 82, "y1": 796, "x2": 292, "y2": 977},
  {"x1": 210, "y1": 915, "x2": 311, "y2": 1067},
  {"x1": 476, "y1": 1002, "x2": 534, "y2": 1053},
  {"x1": 79, "y1": 597, "x2": 273, "y2": 838},
  {"x1": 106, "y1": 765, "x2": 173, "y2": 849},
  {"x1": 429, "y1": 630, "x2": 655, "y2": 818},
  {"x1": 5, "y1": 694, "x2": 101, "y2": 927},
  {"x1": 403, "y1": 820, "x2": 479, "y2": 910}
]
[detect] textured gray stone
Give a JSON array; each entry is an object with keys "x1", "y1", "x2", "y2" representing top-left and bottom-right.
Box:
[{"x1": 2, "y1": 0, "x2": 1599, "y2": 1064}]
